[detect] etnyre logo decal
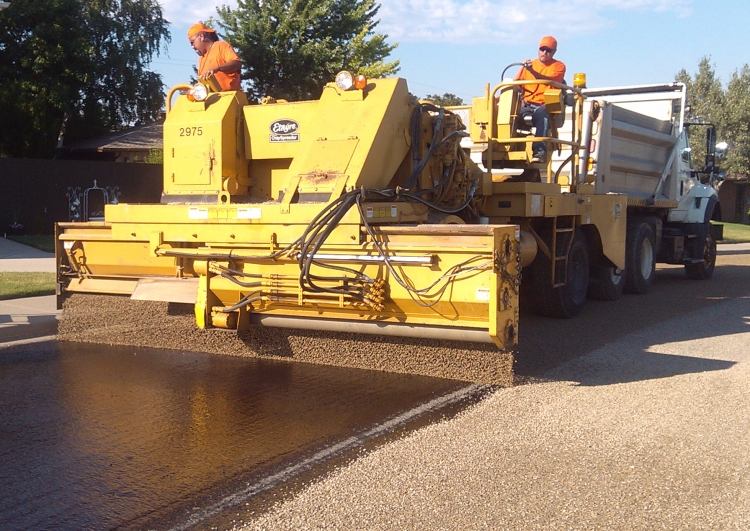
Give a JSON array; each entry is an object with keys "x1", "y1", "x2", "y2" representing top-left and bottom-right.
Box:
[{"x1": 269, "y1": 119, "x2": 300, "y2": 142}]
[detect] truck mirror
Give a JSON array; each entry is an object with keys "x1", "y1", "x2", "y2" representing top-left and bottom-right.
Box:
[{"x1": 680, "y1": 147, "x2": 692, "y2": 164}]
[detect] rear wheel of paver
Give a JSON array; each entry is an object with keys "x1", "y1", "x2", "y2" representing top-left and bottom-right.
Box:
[{"x1": 531, "y1": 231, "x2": 589, "y2": 318}]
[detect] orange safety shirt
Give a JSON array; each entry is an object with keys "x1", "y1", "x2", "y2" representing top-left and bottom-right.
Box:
[
  {"x1": 198, "y1": 40, "x2": 241, "y2": 91},
  {"x1": 515, "y1": 59, "x2": 566, "y2": 105}
]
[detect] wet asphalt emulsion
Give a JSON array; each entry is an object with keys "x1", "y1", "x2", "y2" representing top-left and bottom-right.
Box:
[{"x1": 0, "y1": 341, "x2": 473, "y2": 531}]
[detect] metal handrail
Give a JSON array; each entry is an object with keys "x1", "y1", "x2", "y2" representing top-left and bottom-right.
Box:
[{"x1": 485, "y1": 79, "x2": 585, "y2": 190}]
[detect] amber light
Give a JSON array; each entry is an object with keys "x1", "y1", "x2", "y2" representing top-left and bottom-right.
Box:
[{"x1": 354, "y1": 75, "x2": 367, "y2": 90}]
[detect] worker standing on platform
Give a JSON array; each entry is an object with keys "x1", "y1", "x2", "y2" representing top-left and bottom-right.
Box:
[
  {"x1": 515, "y1": 36, "x2": 566, "y2": 162},
  {"x1": 188, "y1": 23, "x2": 242, "y2": 91}
]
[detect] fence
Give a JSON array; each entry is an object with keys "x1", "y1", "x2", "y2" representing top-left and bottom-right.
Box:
[{"x1": 0, "y1": 158, "x2": 163, "y2": 235}]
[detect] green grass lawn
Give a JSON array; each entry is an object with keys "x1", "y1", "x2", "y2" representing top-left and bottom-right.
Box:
[
  {"x1": 719, "y1": 222, "x2": 750, "y2": 244},
  {"x1": 7, "y1": 235, "x2": 55, "y2": 253},
  {"x1": 0, "y1": 272, "x2": 56, "y2": 301}
]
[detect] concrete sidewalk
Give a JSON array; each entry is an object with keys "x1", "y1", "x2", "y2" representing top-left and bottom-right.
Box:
[
  {"x1": 0, "y1": 238, "x2": 58, "y2": 344},
  {"x1": 0, "y1": 295, "x2": 59, "y2": 344},
  {"x1": 0, "y1": 236, "x2": 55, "y2": 272}
]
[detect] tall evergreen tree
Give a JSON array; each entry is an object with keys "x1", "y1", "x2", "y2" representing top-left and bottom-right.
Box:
[
  {"x1": 0, "y1": 0, "x2": 169, "y2": 158},
  {"x1": 216, "y1": 0, "x2": 399, "y2": 102}
]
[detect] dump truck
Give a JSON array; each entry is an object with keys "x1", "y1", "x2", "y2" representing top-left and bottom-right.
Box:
[{"x1": 54, "y1": 71, "x2": 725, "y2": 382}]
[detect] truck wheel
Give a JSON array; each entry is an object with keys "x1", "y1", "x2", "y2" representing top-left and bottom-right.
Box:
[
  {"x1": 623, "y1": 221, "x2": 656, "y2": 294},
  {"x1": 531, "y1": 231, "x2": 589, "y2": 318},
  {"x1": 587, "y1": 265, "x2": 625, "y2": 301},
  {"x1": 685, "y1": 230, "x2": 716, "y2": 280}
]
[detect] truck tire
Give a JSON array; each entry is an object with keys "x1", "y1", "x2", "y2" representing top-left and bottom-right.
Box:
[
  {"x1": 623, "y1": 221, "x2": 656, "y2": 294},
  {"x1": 587, "y1": 265, "x2": 625, "y2": 301},
  {"x1": 685, "y1": 229, "x2": 716, "y2": 280},
  {"x1": 531, "y1": 231, "x2": 589, "y2": 318}
]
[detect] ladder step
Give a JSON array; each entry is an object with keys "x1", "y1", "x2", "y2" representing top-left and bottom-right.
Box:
[
  {"x1": 554, "y1": 256, "x2": 567, "y2": 261},
  {"x1": 555, "y1": 228, "x2": 574, "y2": 233},
  {"x1": 553, "y1": 282, "x2": 565, "y2": 288}
]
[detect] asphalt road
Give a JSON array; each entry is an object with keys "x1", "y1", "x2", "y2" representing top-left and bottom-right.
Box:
[
  {"x1": 2, "y1": 242, "x2": 749, "y2": 530},
  {"x1": 238, "y1": 245, "x2": 750, "y2": 530}
]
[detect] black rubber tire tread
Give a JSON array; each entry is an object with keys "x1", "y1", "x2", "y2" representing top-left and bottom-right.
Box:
[
  {"x1": 587, "y1": 265, "x2": 625, "y2": 301},
  {"x1": 685, "y1": 227, "x2": 717, "y2": 280},
  {"x1": 623, "y1": 221, "x2": 656, "y2": 294},
  {"x1": 530, "y1": 231, "x2": 590, "y2": 318}
]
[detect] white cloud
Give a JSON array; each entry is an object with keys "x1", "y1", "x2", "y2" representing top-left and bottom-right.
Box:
[
  {"x1": 160, "y1": 0, "x2": 237, "y2": 27},
  {"x1": 374, "y1": 0, "x2": 693, "y2": 44},
  {"x1": 378, "y1": 0, "x2": 692, "y2": 44},
  {"x1": 160, "y1": 0, "x2": 692, "y2": 43}
]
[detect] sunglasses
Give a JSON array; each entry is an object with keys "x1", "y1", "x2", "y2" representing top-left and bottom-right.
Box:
[{"x1": 539, "y1": 47, "x2": 555, "y2": 53}]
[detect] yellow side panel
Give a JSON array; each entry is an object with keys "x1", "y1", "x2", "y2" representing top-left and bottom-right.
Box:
[
  {"x1": 582, "y1": 194, "x2": 627, "y2": 270},
  {"x1": 163, "y1": 91, "x2": 248, "y2": 196},
  {"x1": 243, "y1": 101, "x2": 318, "y2": 160},
  {"x1": 247, "y1": 158, "x2": 291, "y2": 201},
  {"x1": 281, "y1": 78, "x2": 413, "y2": 194},
  {"x1": 173, "y1": 141, "x2": 214, "y2": 185}
]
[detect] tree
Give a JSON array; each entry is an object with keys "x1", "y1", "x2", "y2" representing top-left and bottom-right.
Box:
[
  {"x1": 721, "y1": 65, "x2": 750, "y2": 175},
  {"x1": 0, "y1": 0, "x2": 169, "y2": 158},
  {"x1": 676, "y1": 57, "x2": 725, "y2": 172},
  {"x1": 216, "y1": 0, "x2": 399, "y2": 102},
  {"x1": 676, "y1": 57, "x2": 750, "y2": 176},
  {"x1": 423, "y1": 93, "x2": 464, "y2": 106}
]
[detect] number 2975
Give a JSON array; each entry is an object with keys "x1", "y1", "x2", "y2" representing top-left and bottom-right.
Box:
[{"x1": 179, "y1": 127, "x2": 203, "y2": 137}]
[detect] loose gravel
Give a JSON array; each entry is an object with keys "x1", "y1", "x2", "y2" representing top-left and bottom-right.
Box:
[
  {"x1": 57, "y1": 294, "x2": 514, "y2": 385},
  {"x1": 235, "y1": 293, "x2": 750, "y2": 530}
]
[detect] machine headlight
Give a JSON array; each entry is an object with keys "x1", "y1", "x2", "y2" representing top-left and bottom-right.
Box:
[
  {"x1": 335, "y1": 71, "x2": 354, "y2": 90},
  {"x1": 187, "y1": 83, "x2": 209, "y2": 102},
  {"x1": 192, "y1": 83, "x2": 209, "y2": 101}
]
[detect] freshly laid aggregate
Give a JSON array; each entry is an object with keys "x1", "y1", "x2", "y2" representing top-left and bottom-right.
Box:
[
  {"x1": 56, "y1": 250, "x2": 750, "y2": 530},
  {"x1": 234, "y1": 294, "x2": 750, "y2": 530},
  {"x1": 57, "y1": 294, "x2": 514, "y2": 385}
]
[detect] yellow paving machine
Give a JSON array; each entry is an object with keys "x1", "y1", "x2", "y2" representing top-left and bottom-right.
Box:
[{"x1": 56, "y1": 69, "x2": 723, "y2": 376}]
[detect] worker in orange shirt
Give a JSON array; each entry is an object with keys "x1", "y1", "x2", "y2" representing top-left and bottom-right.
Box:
[
  {"x1": 188, "y1": 23, "x2": 242, "y2": 91},
  {"x1": 515, "y1": 36, "x2": 566, "y2": 162}
]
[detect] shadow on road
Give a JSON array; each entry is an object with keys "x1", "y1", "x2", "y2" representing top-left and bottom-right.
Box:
[
  {"x1": 548, "y1": 350, "x2": 736, "y2": 387},
  {"x1": 515, "y1": 260, "x2": 750, "y2": 380}
]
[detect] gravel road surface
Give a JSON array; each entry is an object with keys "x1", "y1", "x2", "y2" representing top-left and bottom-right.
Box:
[{"x1": 238, "y1": 249, "x2": 750, "y2": 530}]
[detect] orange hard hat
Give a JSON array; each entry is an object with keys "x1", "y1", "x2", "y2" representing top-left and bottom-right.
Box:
[
  {"x1": 188, "y1": 23, "x2": 216, "y2": 38},
  {"x1": 539, "y1": 36, "x2": 558, "y2": 51}
]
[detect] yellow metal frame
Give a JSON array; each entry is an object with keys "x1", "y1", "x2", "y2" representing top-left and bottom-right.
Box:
[{"x1": 473, "y1": 79, "x2": 585, "y2": 189}]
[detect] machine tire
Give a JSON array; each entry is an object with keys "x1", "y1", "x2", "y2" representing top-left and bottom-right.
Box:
[
  {"x1": 623, "y1": 221, "x2": 656, "y2": 294},
  {"x1": 685, "y1": 229, "x2": 716, "y2": 280},
  {"x1": 531, "y1": 231, "x2": 589, "y2": 318},
  {"x1": 587, "y1": 265, "x2": 625, "y2": 301}
]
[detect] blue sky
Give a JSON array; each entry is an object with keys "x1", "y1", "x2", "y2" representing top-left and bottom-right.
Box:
[{"x1": 155, "y1": 0, "x2": 749, "y2": 102}]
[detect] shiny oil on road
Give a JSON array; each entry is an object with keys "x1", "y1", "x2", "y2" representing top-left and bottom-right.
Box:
[{"x1": 0, "y1": 341, "x2": 473, "y2": 531}]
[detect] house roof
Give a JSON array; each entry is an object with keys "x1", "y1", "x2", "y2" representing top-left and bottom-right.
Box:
[{"x1": 63, "y1": 119, "x2": 163, "y2": 153}]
